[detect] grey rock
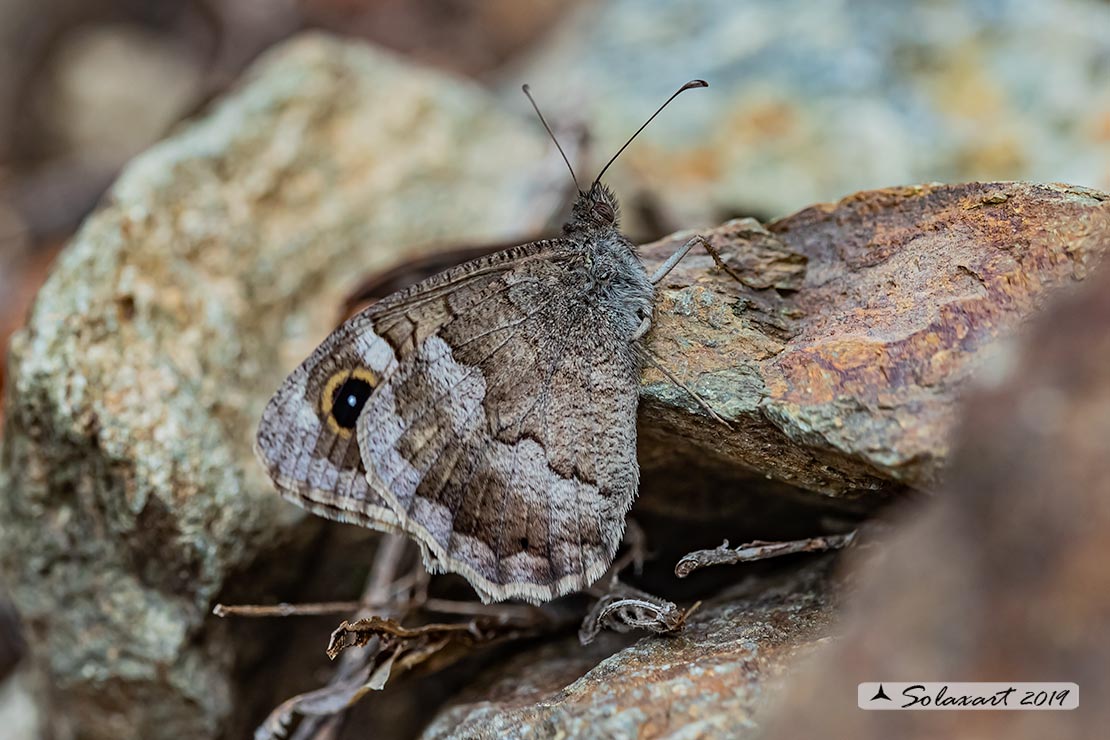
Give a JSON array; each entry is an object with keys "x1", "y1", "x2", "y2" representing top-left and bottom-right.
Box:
[
  {"x1": 0, "y1": 33, "x2": 556, "y2": 740},
  {"x1": 503, "y1": 0, "x2": 1110, "y2": 231}
]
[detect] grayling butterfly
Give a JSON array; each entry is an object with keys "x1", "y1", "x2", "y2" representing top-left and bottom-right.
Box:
[{"x1": 255, "y1": 80, "x2": 726, "y2": 603}]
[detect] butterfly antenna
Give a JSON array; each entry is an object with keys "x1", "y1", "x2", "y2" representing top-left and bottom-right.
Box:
[
  {"x1": 522, "y1": 84, "x2": 581, "y2": 192},
  {"x1": 591, "y1": 79, "x2": 708, "y2": 190}
]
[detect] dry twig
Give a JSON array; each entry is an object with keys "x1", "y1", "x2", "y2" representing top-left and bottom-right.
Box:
[
  {"x1": 254, "y1": 534, "x2": 409, "y2": 740},
  {"x1": 674, "y1": 531, "x2": 858, "y2": 578},
  {"x1": 246, "y1": 533, "x2": 573, "y2": 739}
]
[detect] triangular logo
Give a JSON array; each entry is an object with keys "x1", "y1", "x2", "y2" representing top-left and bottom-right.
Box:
[{"x1": 870, "y1": 684, "x2": 892, "y2": 701}]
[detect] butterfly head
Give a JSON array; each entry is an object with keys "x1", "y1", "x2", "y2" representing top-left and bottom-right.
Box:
[
  {"x1": 566, "y1": 183, "x2": 621, "y2": 233},
  {"x1": 522, "y1": 79, "x2": 707, "y2": 239}
]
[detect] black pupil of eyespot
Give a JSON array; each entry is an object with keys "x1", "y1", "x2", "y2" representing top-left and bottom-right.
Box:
[{"x1": 331, "y1": 377, "x2": 373, "y2": 429}]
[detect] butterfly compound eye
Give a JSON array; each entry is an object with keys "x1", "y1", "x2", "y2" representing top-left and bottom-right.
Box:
[
  {"x1": 321, "y1": 367, "x2": 378, "y2": 434},
  {"x1": 594, "y1": 201, "x2": 615, "y2": 222}
]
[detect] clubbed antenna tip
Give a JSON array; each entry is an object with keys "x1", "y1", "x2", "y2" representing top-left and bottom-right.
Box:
[{"x1": 591, "y1": 79, "x2": 709, "y2": 189}]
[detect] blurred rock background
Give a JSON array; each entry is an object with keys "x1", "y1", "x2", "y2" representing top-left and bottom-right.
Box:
[
  {"x1": 2, "y1": 0, "x2": 1110, "y2": 738},
  {"x1": 5, "y1": 0, "x2": 1110, "y2": 413}
]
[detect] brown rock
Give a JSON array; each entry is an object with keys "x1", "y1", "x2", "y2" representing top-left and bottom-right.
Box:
[
  {"x1": 759, "y1": 257, "x2": 1110, "y2": 739},
  {"x1": 638, "y1": 182, "x2": 1109, "y2": 498},
  {"x1": 503, "y1": 0, "x2": 1110, "y2": 231},
  {"x1": 0, "y1": 34, "x2": 558, "y2": 740},
  {"x1": 424, "y1": 558, "x2": 838, "y2": 740}
]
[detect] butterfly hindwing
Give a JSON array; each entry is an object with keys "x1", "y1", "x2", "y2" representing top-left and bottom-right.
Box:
[{"x1": 254, "y1": 312, "x2": 403, "y2": 531}]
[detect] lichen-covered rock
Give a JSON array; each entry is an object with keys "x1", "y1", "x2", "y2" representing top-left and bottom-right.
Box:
[
  {"x1": 0, "y1": 671, "x2": 40, "y2": 740},
  {"x1": 637, "y1": 182, "x2": 1109, "y2": 497},
  {"x1": 0, "y1": 33, "x2": 556, "y2": 739},
  {"x1": 504, "y1": 0, "x2": 1110, "y2": 230},
  {"x1": 3, "y1": 24, "x2": 1109, "y2": 740},
  {"x1": 424, "y1": 559, "x2": 837, "y2": 740},
  {"x1": 758, "y1": 252, "x2": 1110, "y2": 740}
]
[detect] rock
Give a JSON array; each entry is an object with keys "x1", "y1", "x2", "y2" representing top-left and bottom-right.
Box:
[
  {"x1": 503, "y1": 0, "x2": 1110, "y2": 232},
  {"x1": 38, "y1": 23, "x2": 205, "y2": 167},
  {"x1": 759, "y1": 249, "x2": 1110, "y2": 739},
  {"x1": 0, "y1": 671, "x2": 40, "y2": 740},
  {"x1": 0, "y1": 34, "x2": 558, "y2": 740},
  {"x1": 0, "y1": 597, "x2": 25, "y2": 682},
  {"x1": 3, "y1": 27, "x2": 1109, "y2": 740},
  {"x1": 424, "y1": 558, "x2": 838, "y2": 739},
  {"x1": 637, "y1": 182, "x2": 1109, "y2": 498}
]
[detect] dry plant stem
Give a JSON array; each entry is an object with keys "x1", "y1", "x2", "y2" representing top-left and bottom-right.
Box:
[
  {"x1": 621, "y1": 518, "x2": 647, "y2": 576},
  {"x1": 212, "y1": 596, "x2": 540, "y2": 621},
  {"x1": 362, "y1": 534, "x2": 410, "y2": 610},
  {"x1": 289, "y1": 534, "x2": 410, "y2": 740},
  {"x1": 213, "y1": 602, "x2": 365, "y2": 618},
  {"x1": 587, "y1": 520, "x2": 649, "y2": 598},
  {"x1": 214, "y1": 566, "x2": 427, "y2": 619},
  {"x1": 674, "y1": 531, "x2": 859, "y2": 578}
]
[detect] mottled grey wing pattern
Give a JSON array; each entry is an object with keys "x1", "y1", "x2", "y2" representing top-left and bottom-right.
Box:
[
  {"x1": 255, "y1": 311, "x2": 403, "y2": 531},
  {"x1": 257, "y1": 238, "x2": 642, "y2": 604},
  {"x1": 358, "y1": 244, "x2": 641, "y2": 603},
  {"x1": 254, "y1": 244, "x2": 538, "y2": 532}
]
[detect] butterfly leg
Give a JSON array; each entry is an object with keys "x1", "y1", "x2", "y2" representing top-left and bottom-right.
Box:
[
  {"x1": 640, "y1": 234, "x2": 740, "y2": 428},
  {"x1": 649, "y1": 234, "x2": 743, "y2": 286},
  {"x1": 636, "y1": 346, "x2": 731, "y2": 428}
]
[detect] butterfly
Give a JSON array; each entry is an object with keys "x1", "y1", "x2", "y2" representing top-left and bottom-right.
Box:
[{"x1": 255, "y1": 80, "x2": 724, "y2": 604}]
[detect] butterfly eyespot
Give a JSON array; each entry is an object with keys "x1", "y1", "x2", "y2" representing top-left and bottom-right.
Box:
[{"x1": 321, "y1": 367, "x2": 378, "y2": 435}]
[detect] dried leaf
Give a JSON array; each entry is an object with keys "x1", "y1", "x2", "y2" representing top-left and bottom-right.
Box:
[
  {"x1": 328, "y1": 613, "x2": 560, "y2": 673},
  {"x1": 255, "y1": 665, "x2": 374, "y2": 740},
  {"x1": 579, "y1": 582, "x2": 699, "y2": 645}
]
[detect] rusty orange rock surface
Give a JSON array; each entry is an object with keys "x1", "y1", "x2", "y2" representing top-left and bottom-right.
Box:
[
  {"x1": 759, "y1": 231, "x2": 1110, "y2": 740},
  {"x1": 639, "y1": 182, "x2": 1109, "y2": 497}
]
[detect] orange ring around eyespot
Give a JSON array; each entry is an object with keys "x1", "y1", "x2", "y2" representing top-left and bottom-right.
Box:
[{"x1": 321, "y1": 366, "x2": 378, "y2": 437}]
